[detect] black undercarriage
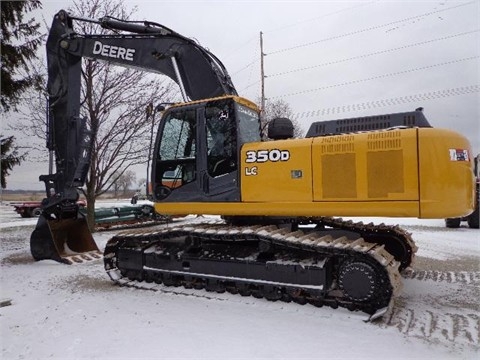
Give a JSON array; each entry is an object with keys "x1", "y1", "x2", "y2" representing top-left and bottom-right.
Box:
[{"x1": 104, "y1": 218, "x2": 411, "y2": 319}]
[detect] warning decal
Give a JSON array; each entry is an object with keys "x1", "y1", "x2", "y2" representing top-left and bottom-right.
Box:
[{"x1": 449, "y1": 149, "x2": 470, "y2": 161}]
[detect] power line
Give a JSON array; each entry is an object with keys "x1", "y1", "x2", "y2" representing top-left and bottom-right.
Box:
[
  {"x1": 230, "y1": 56, "x2": 260, "y2": 76},
  {"x1": 223, "y1": 35, "x2": 258, "y2": 61},
  {"x1": 238, "y1": 79, "x2": 261, "y2": 93},
  {"x1": 263, "y1": 1, "x2": 377, "y2": 34},
  {"x1": 267, "y1": 30, "x2": 479, "y2": 78},
  {"x1": 231, "y1": 2, "x2": 378, "y2": 91},
  {"x1": 267, "y1": 1, "x2": 475, "y2": 56},
  {"x1": 271, "y1": 56, "x2": 479, "y2": 99},
  {"x1": 291, "y1": 85, "x2": 480, "y2": 119}
]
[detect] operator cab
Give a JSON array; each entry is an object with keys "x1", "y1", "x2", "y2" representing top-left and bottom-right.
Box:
[{"x1": 152, "y1": 96, "x2": 261, "y2": 203}]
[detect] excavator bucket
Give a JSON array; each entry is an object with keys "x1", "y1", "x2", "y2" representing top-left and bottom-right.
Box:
[{"x1": 30, "y1": 214, "x2": 101, "y2": 264}]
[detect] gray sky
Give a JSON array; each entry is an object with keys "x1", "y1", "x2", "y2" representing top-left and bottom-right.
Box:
[{"x1": 3, "y1": 0, "x2": 479, "y2": 190}]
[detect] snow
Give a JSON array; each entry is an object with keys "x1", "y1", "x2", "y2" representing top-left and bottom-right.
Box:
[{"x1": 1, "y1": 202, "x2": 479, "y2": 359}]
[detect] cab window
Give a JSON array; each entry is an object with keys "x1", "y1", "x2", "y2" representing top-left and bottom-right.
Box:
[
  {"x1": 205, "y1": 100, "x2": 237, "y2": 178},
  {"x1": 157, "y1": 109, "x2": 196, "y2": 188}
]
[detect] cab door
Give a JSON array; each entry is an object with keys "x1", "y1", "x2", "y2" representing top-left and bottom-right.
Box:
[
  {"x1": 152, "y1": 99, "x2": 241, "y2": 203},
  {"x1": 152, "y1": 106, "x2": 202, "y2": 202},
  {"x1": 200, "y1": 98, "x2": 240, "y2": 201}
]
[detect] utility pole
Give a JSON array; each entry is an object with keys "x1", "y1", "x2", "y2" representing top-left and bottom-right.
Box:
[{"x1": 260, "y1": 31, "x2": 265, "y2": 120}]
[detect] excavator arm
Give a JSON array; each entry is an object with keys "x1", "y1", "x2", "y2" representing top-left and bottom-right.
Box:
[
  {"x1": 31, "y1": 9, "x2": 237, "y2": 263},
  {"x1": 43, "y1": 9, "x2": 236, "y2": 213},
  {"x1": 47, "y1": 10, "x2": 236, "y2": 104}
]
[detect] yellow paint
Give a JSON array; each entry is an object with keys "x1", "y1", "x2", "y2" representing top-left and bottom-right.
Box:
[
  {"x1": 240, "y1": 138, "x2": 313, "y2": 202},
  {"x1": 311, "y1": 128, "x2": 420, "y2": 201},
  {"x1": 417, "y1": 128, "x2": 474, "y2": 218},
  {"x1": 167, "y1": 95, "x2": 259, "y2": 112},
  {"x1": 154, "y1": 201, "x2": 419, "y2": 218},
  {"x1": 154, "y1": 122, "x2": 474, "y2": 219}
]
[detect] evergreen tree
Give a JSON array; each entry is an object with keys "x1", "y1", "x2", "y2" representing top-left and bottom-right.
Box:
[
  {"x1": 0, "y1": 136, "x2": 26, "y2": 188},
  {"x1": 1, "y1": 0, "x2": 43, "y2": 112}
]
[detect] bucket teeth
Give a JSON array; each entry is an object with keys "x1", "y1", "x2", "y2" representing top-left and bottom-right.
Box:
[
  {"x1": 30, "y1": 214, "x2": 100, "y2": 264},
  {"x1": 62, "y1": 250, "x2": 103, "y2": 265}
]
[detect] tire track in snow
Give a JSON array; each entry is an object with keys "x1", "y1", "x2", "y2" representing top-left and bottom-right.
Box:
[
  {"x1": 383, "y1": 270, "x2": 480, "y2": 347},
  {"x1": 385, "y1": 306, "x2": 479, "y2": 345},
  {"x1": 403, "y1": 269, "x2": 480, "y2": 284}
]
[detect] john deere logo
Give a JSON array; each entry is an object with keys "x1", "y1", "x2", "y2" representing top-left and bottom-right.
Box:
[{"x1": 92, "y1": 41, "x2": 135, "y2": 61}]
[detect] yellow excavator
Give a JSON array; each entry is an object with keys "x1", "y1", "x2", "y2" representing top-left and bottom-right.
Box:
[{"x1": 32, "y1": 10, "x2": 475, "y2": 319}]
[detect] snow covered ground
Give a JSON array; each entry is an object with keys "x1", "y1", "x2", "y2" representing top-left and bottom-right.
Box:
[{"x1": 1, "y1": 201, "x2": 478, "y2": 359}]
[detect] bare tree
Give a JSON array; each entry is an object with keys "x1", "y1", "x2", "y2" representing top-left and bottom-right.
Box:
[
  {"x1": 117, "y1": 170, "x2": 136, "y2": 197},
  {"x1": 259, "y1": 98, "x2": 304, "y2": 138},
  {"x1": 8, "y1": 60, "x2": 48, "y2": 156},
  {"x1": 110, "y1": 172, "x2": 121, "y2": 198},
  {"x1": 73, "y1": 0, "x2": 178, "y2": 229},
  {"x1": 10, "y1": 0, "x2": 178, "y2": 230},
  {"x1": 109, "y1": 170, "x2": 135, "y2": 197}
]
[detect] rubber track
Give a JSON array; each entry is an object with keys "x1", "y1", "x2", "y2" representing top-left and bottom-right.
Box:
[
  {"x1": 104, "y1": 219, "x2": 404, "y2": 318},
  {"x1": 306, "y1": 217, "x2": 417, "y2": 270},
  {"x1": 95, "y1": 216, "x2": 169, "y2": 231}
]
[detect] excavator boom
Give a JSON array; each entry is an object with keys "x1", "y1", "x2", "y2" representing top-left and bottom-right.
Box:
[{"x1": 31, "y1": 10, "x2": 237, "y2": 264}]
